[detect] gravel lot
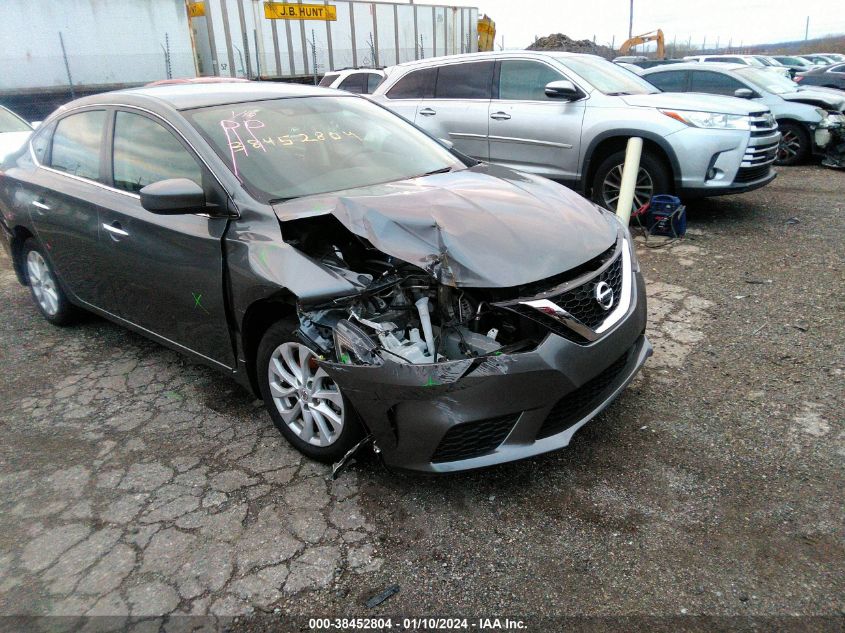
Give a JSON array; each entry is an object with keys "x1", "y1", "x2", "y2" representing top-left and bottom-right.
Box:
[{"x1": 0, "y1": 166, "x2": 842, "y2": 629}]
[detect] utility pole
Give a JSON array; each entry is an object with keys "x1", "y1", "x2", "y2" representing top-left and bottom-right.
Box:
[
  {"x1": 308, "y1": 29, "x2": 317, "y2": 85},
  {"x1": 702, "y1": 36, "x2": 706, "y2": 53},
  {"x1": 628, "y1": 0, "x2": 633, "y2": 39},
  {"x1": 804, "y1": 16, "x2": 809, "y2": 41}
]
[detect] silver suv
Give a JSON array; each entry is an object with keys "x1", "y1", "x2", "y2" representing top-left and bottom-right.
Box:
[{"x1": 371, "y1": 51, "x2": 781, "y2": 211}]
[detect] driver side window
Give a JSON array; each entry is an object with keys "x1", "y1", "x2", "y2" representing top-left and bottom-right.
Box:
[
  {"x1": 112, "y1": 111, "x2": 202, "y2": 193},
  {"x1": 497, "y1": 61, "x2": 565, "y2": 100}
]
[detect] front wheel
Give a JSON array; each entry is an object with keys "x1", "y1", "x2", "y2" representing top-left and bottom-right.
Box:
[
  {"x1": 257, "y1": 321, "x2": 363, "y2": 462},
  {"x1": 776, "y1": 122, "x2": 810, "y2": 166},
  {"x1": 591, "y1": 149, "x2": 671, "y2": 214}
]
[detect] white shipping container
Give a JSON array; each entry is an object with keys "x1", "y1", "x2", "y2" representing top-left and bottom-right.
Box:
[{"x1": 0, "y1": 0, "x2": 479, "y2": 94}]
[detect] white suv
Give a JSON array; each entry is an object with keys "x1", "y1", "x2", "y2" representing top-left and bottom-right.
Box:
[{"x1": 318, "y1": 68, "x2": 385, "y2": 94}]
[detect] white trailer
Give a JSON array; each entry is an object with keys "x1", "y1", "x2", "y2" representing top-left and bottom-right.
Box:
[
  {"x1": 191, "y1": 0, "x2": 479, "y2": 80},
  {"x1": 0, "y1": 0, "x2": 479, "y2": 95}
]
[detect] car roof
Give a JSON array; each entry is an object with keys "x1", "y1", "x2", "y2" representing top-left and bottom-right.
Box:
[
  {"x1": 384, "y1": 49, "x2": 601, "y2": 71},
  {"x1": 55, "y1": 81, "x2": 343, "y2": 113},
  {"x1": 643, "y1": 62, "x2": 746, "y2": 73}
]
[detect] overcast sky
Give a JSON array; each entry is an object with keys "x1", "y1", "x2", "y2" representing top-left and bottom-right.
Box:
[{"x1": 446, "y1": 0, "x2": 845, "y2": 50}]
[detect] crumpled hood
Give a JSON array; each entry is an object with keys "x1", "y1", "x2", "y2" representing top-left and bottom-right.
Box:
[
  {"x1": 273, "y1": 164, "x2": 617, "y2": 288},
  {"x1": 619, "y1": 92, "x2": 762, "y2": 115},
  {"x1": 782, "y1": 89, "x2": 845, "y2": 112}
]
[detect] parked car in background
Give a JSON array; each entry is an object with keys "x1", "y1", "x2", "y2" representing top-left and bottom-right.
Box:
[
  {"x1": 372, "y1": 51, "x2": 780, "y2": 212},
  {"x1": 642, "y1": 62, "x2": 845, "y2": 165},
  {"x1": 318, "y1": 68, "x2": 386, "y2": 94},
  {"x1": 683, "y1": 55, "x2": 791, "y2": 77},
  {"x1": 0, "y1": 106, "x2": 33, "y2": 163},
  {"x1": 798, "y1": 54, "x2": 838, "y2": 66},
  {"x1": 773, "y1": 55, "x2": 819, "y2": 77},
  {"x1": 795, "y1": 63, "x2": 845, "y2": 91},
  {"x1": 771, "y1": 55, "x2": 819, "y2": 77},
  {"x1": 816, "y1": 53, "x2": 845, "y2": 62},
  {"x1": 752, "y1": 55, "x2": 794, "y2": 75},
  {"x1": 0, "y1": 82, "x2": 652, "y2": 473}
]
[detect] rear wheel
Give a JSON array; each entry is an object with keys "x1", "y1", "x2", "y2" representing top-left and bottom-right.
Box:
[
  {"x1": 776, "y1": 122, "x2": 810, "y2": 166},
  {"x1": 257, "y1": 321, "x2": 363, "y2": 462},
  {"x1": 22, "y1": 239, "x2": 75, "y2": 325},
  {"x1": 591, "y1": 148, "x2": 671, "y2": 214}
]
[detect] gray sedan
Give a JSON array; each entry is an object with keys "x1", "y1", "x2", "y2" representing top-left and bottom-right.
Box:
[{"x1": 0, "y1": 83, "x2": 650, "y2": 473}]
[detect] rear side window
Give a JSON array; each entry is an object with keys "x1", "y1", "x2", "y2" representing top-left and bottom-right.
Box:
[
  {"x1": 338, "y1": 73, "x2": 368, "y2": 93},
  {"x1": 366, "y1": 73, "x2": 383, "y2": 93},
  {"x1": 646, "y1": 71, "x2": 688, "y2": 92},
  {"x1": 690, "y1": 71, "x2": 746, "y2": 96},
  {"x1": 112, "y1": 111, "x2": 202, "y2": 193},
  {"x1": 386, "y1": 68, "x2": 436, "y2": 99},
  {"x1": 49, "y1": 110, "x2": 106, "y2": 181},
  {"x1": 434, "y1": 62, "x2": 494, "y2": 99},
  {"x1": 319, "y1": 73, "x2": 339, "y2": 87},
  {"x1": 497, "y1": 60, "x2": 565, "y2": 100}
]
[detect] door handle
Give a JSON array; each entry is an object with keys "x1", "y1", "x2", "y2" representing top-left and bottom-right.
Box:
[
  {"x1": 32, "y1": 200, "x2": 50, "y2": 210},
  {"x1": 102, "y1": 222, "x2": 129, "y2": 238},
  {"x1": 490, "y1": 111, "x2": 511, "y2": 120},
  {"x1": 419, "y1": 107, "x2": 436, "y2": 116}
]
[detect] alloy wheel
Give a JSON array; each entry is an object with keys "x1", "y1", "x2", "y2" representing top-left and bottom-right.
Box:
[
  {"x1": 26, "y1": 250, "x2": 59, "y2": 316},
  {"x1": 601, "y1": 164, "x2": 653, "y2": 213},
  {"x1": 267, "y1": 342, "x2": 345, "y2": 447},
  {"x1": 777, "y1": 130, "x2": 801, "y2": 162}
]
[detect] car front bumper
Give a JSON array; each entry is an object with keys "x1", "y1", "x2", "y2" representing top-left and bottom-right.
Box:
[
  {"x1": 321, "y1": 272, "x2": 650, "y2": 473},
  {"x1": 668, "y1": 125, "x2": 780, "y2": 198}
]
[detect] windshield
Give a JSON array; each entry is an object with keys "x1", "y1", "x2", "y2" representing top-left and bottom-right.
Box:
[
  {"x1": 0, "y1": 107, "x2": 32, "y2": 133},
  {"x1": 736, "y1": 67, "x2": 799, "y2": 94},
  {"x1": 185, "y1": 96, "x2": 463, "y2": 202},
  {"x1": 553, "y1": 54, "x2": 659, "y2": 95}
]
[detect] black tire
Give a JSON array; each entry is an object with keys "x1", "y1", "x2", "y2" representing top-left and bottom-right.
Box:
[
  {"x1": 22, "y1": 239, "x2": 76, "y2": 326},
  {"x1": 591, "y1": 148, "x2": 671, "y2": 214},
  {"x1": 776, "y1": 121, "x2": 810, "y2": 166},
  {"x1": 257, "y1": 320, "x2": 364, "y2": 462}
]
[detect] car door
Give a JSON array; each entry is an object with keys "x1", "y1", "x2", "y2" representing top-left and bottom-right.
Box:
[
  {"x1": 380, "y1": 67, "x2": 437, "y2": 123},
  {"x1": 96, "y1": 108, "x2": 235, "y2": 368},
  {"x1": 27, "y1": 109, "x2": 109, "y2": 306},
  {"x1": 412, "y1": 61, "x2": 493, "y2": 161},
  {"x1": 488, "y1": 59, "x2": 587, "y2": 181}
]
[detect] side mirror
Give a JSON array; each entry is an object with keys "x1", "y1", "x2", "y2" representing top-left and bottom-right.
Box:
[
  {"x1": 734, "y1": 88, "x2": 755, "y2": 99},
  {"x1": 140, "y1": 178, "x2": 206, "y2": 215},
  {"x1": 544, "y1": 80, "x2": 581, "y2": 100},
  {"x1": 438, "y1": 138, "x2": 454, "y2": 150}
]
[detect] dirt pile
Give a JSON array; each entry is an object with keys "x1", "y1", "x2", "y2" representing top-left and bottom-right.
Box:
[{"x1": 527, "y1": 33, "x2": 615, "y2": 59}]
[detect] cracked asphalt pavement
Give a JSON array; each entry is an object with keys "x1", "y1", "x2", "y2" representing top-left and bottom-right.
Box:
[{"x1": 0, "y1": 166, "x2": 842, "y2": 627}]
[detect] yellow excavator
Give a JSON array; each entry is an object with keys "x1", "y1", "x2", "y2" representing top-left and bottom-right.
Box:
[{"x1": 619, "y1": 29, "x2": 665, "y2": 59}]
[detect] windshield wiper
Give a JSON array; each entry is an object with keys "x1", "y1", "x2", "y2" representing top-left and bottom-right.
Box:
[
  {"x1": 268, "y1": 196, "x2": 299, "y2": 204},
  {"x1": 605, "y1": 91, "x2": 633, "y2": 96},
  {"x1": 415, "y1": 166, "x2": 454, "y2": 178}
]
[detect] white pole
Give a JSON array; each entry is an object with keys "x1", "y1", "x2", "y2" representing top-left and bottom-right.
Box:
[{"x1": 616, "y1": 137, "x2": 643, "y2": 224}]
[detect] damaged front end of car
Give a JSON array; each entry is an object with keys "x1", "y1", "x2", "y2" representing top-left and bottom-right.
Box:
[{"x1": 273, "y1": 167, "x2": 652, "y2": 472}]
